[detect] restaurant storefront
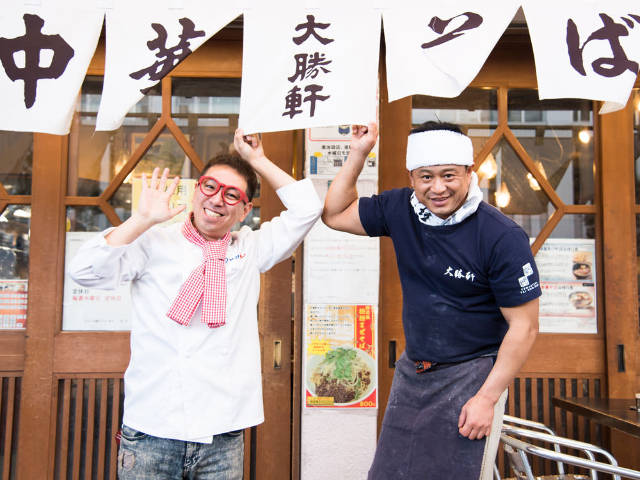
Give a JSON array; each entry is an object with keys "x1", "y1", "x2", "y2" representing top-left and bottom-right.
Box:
[{"x1": 1, "y1": 20, "x2": 639, "y2": 479}]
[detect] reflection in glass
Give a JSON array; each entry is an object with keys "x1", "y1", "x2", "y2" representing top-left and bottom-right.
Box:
[
  {"x1": 636, "y1": 216, "x2": 640, "y2": 326},
  {"x1": 109, "y1": 127, "x2": 198, "y2": 222},
  {"x1": 237, "y1": 207, "x2": 260, "y2": 231},
  {"x1": 66, "y1": 206, "x2": 111, "y2": 232},
  {"x1": 0, "y1": 205, "x2": 30, "y2": 279},
  {"x1": 633, "y1": 90, "x2": 640, "y2": 203},
  {"x1": 482, "y1": 140, "x2": 554, "y2": 239},
  {"x1": 0, "y1": 205, "x2": 29, "y2": 328},
  {"x1": 67, "y1": 76, "x2": 162, "y2": 197},
  {"x1": 0, "y1": 131, "x2": 33, "y2": 195},
  {"x1": 412, "y1": 88, "x2": 498, "y2": 155},
  {"x1": 507, "y1": 90, "x2": 594, "y2": 205},
  {"x1": 551, "y1": 214, "x2": 594, "y2": 239},
  {"x1": 172, "y1": 77, "x2": 241, "y2": 164},
  {"x1": 531, "y1": 214, "x2": 595, "y2": 244}
]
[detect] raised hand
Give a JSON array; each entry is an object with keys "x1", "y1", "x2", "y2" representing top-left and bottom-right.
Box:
[
  {"x1": 350, "y1": 122, "x2": 378, "y2": 157},
  {"x1": 233, "y1": 128, "x2": 265, "y2": 165},
  {"x1": 134, "y1": 167, "x2": 186, "y2": 226}
]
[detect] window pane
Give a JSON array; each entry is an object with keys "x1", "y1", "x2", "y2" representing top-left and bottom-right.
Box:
[
  {"x1": 633, "y1": 90, "x2": 640, "y2": 203},
  {"x1": 637, "y1": 215, "x2": 640, "y2": 328},
  {"x1": 67, "y1": 76, "x2": 162, "y2": 197},
  {"x1": 109, "y1": 127, "x2": 198, "y2": 223},
  {"x1": 239, "y1": 207, "x2": 260, "y2": 231},
  {"x1": 66, "y1": 206, "x2": 111, "y2": 232},
  {"x1": 0, "y1": 131, "x2": 33, "y2": 195},
  {"x1": 507, "y1": 90, "x2": 594, "y2": 205},
  {"x1": 412, "y1": 88, "x2": 498, "y2": 154},
  {"x1": 482, "y1": 139, "x2": 554, "y2": 239},
  {"x1": 546, "y1": 213, "x2": 595, "y2": 240},
  {"x1": 0, "y1": 205, "x2": 30, "y2": 330},
  {"x1": 171, "y1": 77, "x2": 241, "y2": 163}
]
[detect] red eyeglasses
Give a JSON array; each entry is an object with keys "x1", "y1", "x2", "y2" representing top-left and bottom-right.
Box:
[{"x1": 197, "y1": 176, "x2": 249, "y2": 205}]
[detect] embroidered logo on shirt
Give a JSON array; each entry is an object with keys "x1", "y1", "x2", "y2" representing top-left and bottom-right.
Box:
[
  {"x1": 518, "y1": 262, "x2": 539, "y2": 293},
  {"x1": 444, "y1": 266, "x2": 475, "y2": 282},
  {"x1": 225, "y1": 253, "x2": 246, "y2": 264}
]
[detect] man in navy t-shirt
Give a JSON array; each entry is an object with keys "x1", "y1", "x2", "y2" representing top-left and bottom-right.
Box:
[{"x1": 322, "y1": 121, "x2": 541, "y2": 480}]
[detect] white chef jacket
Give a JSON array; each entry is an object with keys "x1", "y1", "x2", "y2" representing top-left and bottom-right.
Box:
[{"x1": 69, "y1": 178, "x2": 322, "y2": 442}]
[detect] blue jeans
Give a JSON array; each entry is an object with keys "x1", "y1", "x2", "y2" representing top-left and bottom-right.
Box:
[{"x1": 117, "y1": 425, "x2": 244, "y2": 480}]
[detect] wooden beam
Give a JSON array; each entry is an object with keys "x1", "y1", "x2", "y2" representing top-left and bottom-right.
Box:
[
  {"x1": 599, "y1": 103, "x2": 639, "y2": 397},
  {"x1": 17, "y1": 133, "x2": 68, "y2": 480},
  {"x1": 254, "y1": 130, "x2": 295, "y2": 479}
]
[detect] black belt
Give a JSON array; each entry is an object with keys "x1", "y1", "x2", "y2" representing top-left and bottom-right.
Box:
[{"x1": 414, "y1": 358, "x2": 474, "y2": 374}]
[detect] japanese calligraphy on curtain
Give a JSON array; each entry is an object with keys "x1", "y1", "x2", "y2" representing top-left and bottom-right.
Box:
[
  {"x1": 523, "y1": 0, "x2": 640, "y2": 114},
  {"x1": 0, "y1": 1, "x2": 102, "y2": 134},
  {"x1": 239, "y1": 6, "x2": 380, "y2": 134}
]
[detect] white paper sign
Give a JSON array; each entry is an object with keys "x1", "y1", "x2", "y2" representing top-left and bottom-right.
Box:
[
  {"x1": 383, "y1": 0, "x2": 519, "y2": 101},
  {"x1": 303, "y1": 178, "x2": 379, "y2": 304},
  {"x1": 63, "y1": 232, "x2": 132, "y2": 331},
  {"x1": 239, "y1": 5, "x2": 380, "y2": 134},
  {"x1": 305, "y1": 126, "x2": 379, "y2": 179},
  {"x1": 95, "y1": 0, "x2": 240, "y2": 131},
  {"x1": 0, "y1": 1, "x2": 103, "y2": 134},
  {"x1": 523, "y1": 0, "x2": 640, "y2": 113},
  {"x1": 535, "y1": 238, "x2": 597, "y2": 334}
]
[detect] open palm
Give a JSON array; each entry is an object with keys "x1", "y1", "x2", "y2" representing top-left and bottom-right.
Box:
[{"x1": 135, "y1": 167, "x2": 185, "y2": 225}]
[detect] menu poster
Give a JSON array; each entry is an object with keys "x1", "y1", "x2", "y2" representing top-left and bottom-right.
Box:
[
  {"x1": 305, "y1": 126, "x2": 379, "y2": 179},
  {"x1": 0, "y1": 279, "x2": 27, "y2": 329},
  {"x1": 535, "y1": 238, "x2": 597, "y2": 334},
  {"x1": 304, "y1": 304, "x2": 377, "y2": 409},
  {"x1": 304, "y1": 178, "x2": 379, "y2": 304},
  {"x1": 62, "y1": 232, "x2": 132, "y2": 331}
]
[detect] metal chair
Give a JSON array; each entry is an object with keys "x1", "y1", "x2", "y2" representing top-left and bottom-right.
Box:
[
  {"x1": 502, "y1": 415, "x2": 567, "y2": 476},
  {"x1": 500, "y1": 426, "x2": 640, "y2": 480}
]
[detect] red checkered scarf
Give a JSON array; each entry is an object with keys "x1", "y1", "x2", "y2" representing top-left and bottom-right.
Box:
[{"x1": 167, "y1": 216, "x2": 231, "y2": 328}]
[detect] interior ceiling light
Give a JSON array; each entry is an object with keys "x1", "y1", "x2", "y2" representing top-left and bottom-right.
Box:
[
  {"x1": 495, "y1": 182, "x2": 511, "y2": 208},
  {"x1": 477, "y1": 153, "x2": 497, "y2": 180},
  {"x1": 527, "y1": 160, "x2": 547, "y2": 191},
  {"x1": 578, "y1": 129, "x2": 592, "y2": 144}
]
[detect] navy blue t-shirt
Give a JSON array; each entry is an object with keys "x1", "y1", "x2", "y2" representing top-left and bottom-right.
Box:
[{"x1": 359, "y1": 188, "x2": 541, "y2": 363}]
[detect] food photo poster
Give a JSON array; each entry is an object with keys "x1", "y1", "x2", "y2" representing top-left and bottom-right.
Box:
[
  {"x1": 304, "y1": 304, "x2": 377, "y2": 409},
  {"x1": 535, "y1": 238, "x2": 597, "y2": 334}
]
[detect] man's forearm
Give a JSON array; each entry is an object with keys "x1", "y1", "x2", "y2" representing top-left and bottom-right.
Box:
[
  {"x1": 476, "y1": 316, "x2": 538, "y2": 404},
  {"x1": 323, "y1": 150, "x2": 367, "y2": 219},
  {"x1": 249, "y1": 155, "x2": 295, "y2": 191},
  {"x1": 105, "y1": 215, "x2": 156, "y2": 246}
]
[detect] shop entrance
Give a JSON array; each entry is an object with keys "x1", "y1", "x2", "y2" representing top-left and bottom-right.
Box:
[
  {"x1": 1, "y1": 36, "x2": 300, "y2": 480},
  {"x1": 377, "y1": 36, "x2": 638, "y2": 475}
]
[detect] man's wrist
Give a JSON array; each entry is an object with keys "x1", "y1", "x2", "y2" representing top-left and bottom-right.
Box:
[
  {"x1": 475, "y1": 389, "x2": 501, "y2": 405},
  {"x1": 128, "y1": 213, "x2": 158, "y2": 232},
  {"x1": 246, "y1": 153, "x2": 269, "y2": 167}
]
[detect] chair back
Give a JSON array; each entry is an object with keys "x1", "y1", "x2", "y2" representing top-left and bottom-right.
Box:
[
  {"x1": 502, "y1": 415, "x2": 565, "y2": 475},
  {"x1": 501, "y1": 430, "x2": 640, "y2": 480}
]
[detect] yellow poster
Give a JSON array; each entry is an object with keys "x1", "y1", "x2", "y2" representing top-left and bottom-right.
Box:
[{"x1": 304, "y1": 304, "x2": 377, "y2": 409}]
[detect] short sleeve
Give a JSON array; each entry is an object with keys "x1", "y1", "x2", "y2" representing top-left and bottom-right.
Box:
[
  {"x1": 488, "y1": 227, "x2": 541, "y2": 307},
  {"x1": 358, "y1": 193, "x2": 391, "y2": 237}
]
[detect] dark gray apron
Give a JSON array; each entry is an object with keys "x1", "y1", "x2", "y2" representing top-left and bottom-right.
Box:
[{"x1": 368, "y1": 352, "x2": 494, "y2": 480}]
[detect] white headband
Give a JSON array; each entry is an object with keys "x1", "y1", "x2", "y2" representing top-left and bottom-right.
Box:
[{"x1": 406, "y1": 130, "x2": 474, "y2": 170}]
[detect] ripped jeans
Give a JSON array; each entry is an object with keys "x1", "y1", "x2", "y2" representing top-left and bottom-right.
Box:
[{"x1": 117, "y1": 425, "x2": 243, "y2": 480}]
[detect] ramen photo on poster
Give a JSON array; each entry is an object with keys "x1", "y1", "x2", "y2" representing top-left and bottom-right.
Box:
[
  {"x1": 533, "y1": 238, "x2": 597, "y2": 334},
  {"x1": 304, "y1": 304, "x2": 377, "y2": 408},
  {"x1": 307, "y1": 346, "x2": 376, "y2": 406}
]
